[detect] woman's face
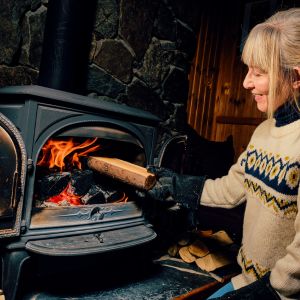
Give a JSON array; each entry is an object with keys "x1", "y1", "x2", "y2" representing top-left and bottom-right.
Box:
[{"x1": 243, "y1": 67, "x2": 269, "y2": 112}]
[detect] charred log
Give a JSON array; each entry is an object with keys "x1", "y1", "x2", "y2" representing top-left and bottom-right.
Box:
[
  {"x1": 67, "y1": 169, "x2": 94, "y2": 196},
  {"x1": 81, "y1": 184, "x2": 123, "y2": 205},
  {"x1": 39, "y1": 172, "x2": 70, "y2": 200}
]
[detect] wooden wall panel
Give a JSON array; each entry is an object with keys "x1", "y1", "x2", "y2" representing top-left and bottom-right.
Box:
[
  {"x1": 187, "y1": 8, "x2": 221, "y2": 139},
  {"x1": 187, "y1": 1, "x2": 265, "y2": 161}
]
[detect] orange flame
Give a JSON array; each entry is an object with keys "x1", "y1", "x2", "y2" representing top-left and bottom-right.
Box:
[{"x1": 37, "y1": 138, "x2": 100, "y2": 171}]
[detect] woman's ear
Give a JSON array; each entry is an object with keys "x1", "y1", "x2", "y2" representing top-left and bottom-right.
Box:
[{"x1": 293, "y1": 67, "x2": 300, "y2": 89}]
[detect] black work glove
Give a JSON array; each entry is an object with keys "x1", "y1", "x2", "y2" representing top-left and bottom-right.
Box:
[
  {"x1": 212, "y1": 273, "x2": 280, "y2": 300},
  {"x1": 146, "y1": 166, "x2": 206, "y2": 228}
]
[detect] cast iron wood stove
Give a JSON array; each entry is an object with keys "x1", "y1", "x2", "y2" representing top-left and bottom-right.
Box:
[{"x1": 0, "y1": 85, "x2": 160, "y2": 300}]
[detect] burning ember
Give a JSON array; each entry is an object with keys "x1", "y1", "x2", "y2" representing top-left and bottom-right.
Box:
[
  {"x1": 36, "y1": 138, "x2": 128, "y2": 207},
  {"x1": 46, "y1": 183, "x2": 82, "y2": 206}
]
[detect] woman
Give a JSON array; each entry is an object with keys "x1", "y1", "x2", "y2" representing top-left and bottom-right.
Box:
[{"x1": 147, "y1": 8, "x2": 300, "y2": 300}]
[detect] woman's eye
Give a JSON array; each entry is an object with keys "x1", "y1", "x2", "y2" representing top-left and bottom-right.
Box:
[
  {"x1": 252, "y1": 69, "x2": 261, "y2": 75},
  {"x1": 252, "y1": 68, "x2": 266, "y2": 77}
]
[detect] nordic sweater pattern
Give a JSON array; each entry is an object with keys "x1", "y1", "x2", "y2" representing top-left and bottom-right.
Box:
[
  {"x1": 239, "y1": 246, "x2": 269, "y2": 279},
  {"x1": 242, "y1": 147, "x2": 299, "y2": 218},
  {"x1": 200, "y1": 104, "x2": 300, "y2": 299}
]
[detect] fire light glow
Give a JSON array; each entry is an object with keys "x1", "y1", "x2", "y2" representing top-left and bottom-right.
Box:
[{"x1": 37, "y1": 137, "x2": 100, "y2": 171}]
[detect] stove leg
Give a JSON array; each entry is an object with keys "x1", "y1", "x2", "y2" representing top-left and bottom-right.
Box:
[{"x1": 1, "y1": 250, "x2": 30, "y2": 300}]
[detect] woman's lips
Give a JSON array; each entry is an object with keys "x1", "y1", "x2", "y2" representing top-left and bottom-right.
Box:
[{"x1": 253, "y1": 94, "x2": 264, "y2": 102}]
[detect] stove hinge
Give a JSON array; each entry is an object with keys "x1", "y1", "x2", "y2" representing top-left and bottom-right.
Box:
[
  {"x1": 27, "y1": 158, "x2": 34, "y2": 173},
  {"x1": 20, "y1": 219, "x2": 27, "y2": 234}
]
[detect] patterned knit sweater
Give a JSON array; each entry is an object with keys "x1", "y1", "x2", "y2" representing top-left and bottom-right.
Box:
[{"x1": 200, "y1": 102, "x2": 300, "y2": 300}]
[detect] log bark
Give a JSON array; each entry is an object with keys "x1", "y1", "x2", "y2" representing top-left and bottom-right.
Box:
[{"x1": 87, "y1": 156, "x2": 156, "y2": 190}]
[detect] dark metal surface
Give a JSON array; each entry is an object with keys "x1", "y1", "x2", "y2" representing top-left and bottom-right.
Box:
[
  {"x1": 30, "y1": 202, "x2": 143, "y2": 229},
  {"x1": 38, "y1": 0, "x2": 97, "y2": 93},
  {"x1": 0, "y1": 85, "x2": 161, "y2": 123},
  {"x1": 25, "y1": 224, "x2": 156, "y2": 256}
]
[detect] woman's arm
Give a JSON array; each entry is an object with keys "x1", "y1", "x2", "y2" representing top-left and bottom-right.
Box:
[
  {"x1": 270, "y1": 186, "x2": 300, "y2": 299},
  {"x1": 200, "y1": 151, "x2": 247, "y2": 208}
]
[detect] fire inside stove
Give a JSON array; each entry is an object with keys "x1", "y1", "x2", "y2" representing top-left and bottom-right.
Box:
[{"x1": 34, "y1": 134, "x2": 145, "y2": 208}]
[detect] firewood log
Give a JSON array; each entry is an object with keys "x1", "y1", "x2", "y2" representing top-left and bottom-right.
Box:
[
  {"x1": 179, "y1": 246, "x2": 196, "y2": 263},
  {"x1": 188, "y1": 240, "x2": 209, "y2": 257},
  {"x1": 87, "y1": 156, "x2": 156, "y2": 190},
  {"x1": 195, "y1": 252, "x2": 232, "y2": 272}
]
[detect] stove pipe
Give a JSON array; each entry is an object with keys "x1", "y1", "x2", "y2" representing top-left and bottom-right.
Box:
[{"x1": 38, "y1": 0, "x2": 96, "y2": 94}]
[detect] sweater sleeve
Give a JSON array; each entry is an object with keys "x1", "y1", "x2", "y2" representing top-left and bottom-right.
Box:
[
  {"x1": 200, "y1": 150, "x2": 247, "y2": 208},
  {"x1": 270, "y1": 186, "x2": 300, "y2": 299}
]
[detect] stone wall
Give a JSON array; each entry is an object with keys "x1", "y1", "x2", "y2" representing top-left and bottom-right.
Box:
[{"x1": 0, "y1": 0, "x2": 203, "y2": 153}]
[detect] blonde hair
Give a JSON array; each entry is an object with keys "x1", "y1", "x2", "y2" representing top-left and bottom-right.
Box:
[{"x1": 242, "y1": 8, "x2": 300, "y2": 117}]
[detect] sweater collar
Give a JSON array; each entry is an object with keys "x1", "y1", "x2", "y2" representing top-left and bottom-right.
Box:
[{"x1": 274, "y1": 100, "x2": 300, "y2": 127}]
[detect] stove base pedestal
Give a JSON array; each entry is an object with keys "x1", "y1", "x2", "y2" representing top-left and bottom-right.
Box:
[
  {"x1": 1, "y1": 224, "x2": 157, "y2": 300},
  {"x1": 2, "y1": 250, "x2": 30, "y2": 300}
]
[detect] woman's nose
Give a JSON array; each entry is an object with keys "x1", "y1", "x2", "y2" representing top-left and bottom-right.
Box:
[{"x1": 243, "y1": 72, "x2": 254, "y2": 89}]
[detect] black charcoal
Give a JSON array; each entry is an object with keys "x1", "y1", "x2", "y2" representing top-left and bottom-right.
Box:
[
  {"x1": 39, "y1": 172, "x2": 71, "y2": 200},
  {"x1": 67, "y1": 169, "x2": 94, "y2": 196}
]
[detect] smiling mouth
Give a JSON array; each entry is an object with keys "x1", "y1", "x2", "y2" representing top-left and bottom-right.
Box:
[{"x1": 252, "y1": 94, "x2": 265, "y2": 103}]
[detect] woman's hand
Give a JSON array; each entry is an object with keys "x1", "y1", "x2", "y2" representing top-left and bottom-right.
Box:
[{"x1": 145, "y1": 166, "x2": 206, "y2": 228}]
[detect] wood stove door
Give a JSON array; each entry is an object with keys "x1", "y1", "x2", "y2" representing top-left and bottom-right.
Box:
[{"x1": 0, "y1": 112, "x2": 26, "y2": 238}]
